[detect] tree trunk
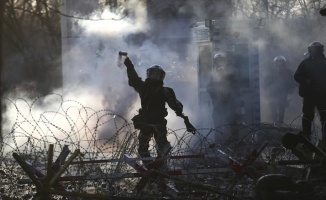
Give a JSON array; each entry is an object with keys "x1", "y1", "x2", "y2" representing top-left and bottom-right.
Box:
[{"x1": 0, "y1": 0, "x2": 5, "y2": 143}]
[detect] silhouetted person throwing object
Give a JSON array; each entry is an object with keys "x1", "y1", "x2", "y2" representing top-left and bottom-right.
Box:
[
  {"x1": 123, "y1": 55, "x2": 194, "y2": 167},
  {"x1": 294, "y1": 41, "x2": 326, "y2": 142},
  {"x1": 264, "y1": 55, "x2": 295, "y2": 123}
]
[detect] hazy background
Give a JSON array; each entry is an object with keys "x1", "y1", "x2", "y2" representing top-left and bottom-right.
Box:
[{"x1": 2, "y1": 0, "x2": 326, "y2": 142}]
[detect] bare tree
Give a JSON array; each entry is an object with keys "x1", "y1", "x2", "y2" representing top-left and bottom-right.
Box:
[
  {"x1": 233, "y1": 0, "x2": 326, "y2": 19},
  {"x1": 2, "y1": 0, "x2": 62, "y2": 95},
  {"x1": 0, "y1": 0, "x2": 6, "y2": 143}
]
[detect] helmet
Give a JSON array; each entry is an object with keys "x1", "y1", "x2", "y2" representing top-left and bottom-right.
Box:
[
  {"x1": 308, "y1": 41, "x2": 324, "y2": 54},
  {"x1": 147, "y1": 65, "x2": 165, "y2": 81},
  {"x1": 309, "y1": 41, "x2": 324, "y2": 48},
  {"x1": 213, "y1": 52, "x2": 227, "y2": 68},
  {"x1": 214, "y1": 52, "x2": 226, "y2": 59},
  {"x1": 273, "y1": 55, "x2": 286, "y2": 63}
]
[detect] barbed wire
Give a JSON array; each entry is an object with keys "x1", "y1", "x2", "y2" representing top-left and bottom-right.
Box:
[{"x1": 0, "y1": 94, "x2": 324, "y2": 199}]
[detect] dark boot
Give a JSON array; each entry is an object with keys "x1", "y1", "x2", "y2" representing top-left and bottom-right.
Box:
[{"x1": 138, "y1": 149, "x2": 152, "y2": 168}]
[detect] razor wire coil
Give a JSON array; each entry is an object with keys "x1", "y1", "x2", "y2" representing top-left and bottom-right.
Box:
[{"x1": 0, "y1": 93, "x2": 323, "y2": 199}]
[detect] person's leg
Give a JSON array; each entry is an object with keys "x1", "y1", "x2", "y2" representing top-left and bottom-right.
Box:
[
  {"x1": 138, "y1": 129, "x2": 153, "y2": 166},
  {"x1": 228, "y1": 102, "x2": 240, "y2": 140},
  {"x1": 212, "y1": 105, "x2": 223, "y2": 128},
  {"x1": 316, "y1": 95, "x2": 326, "y2": 141},
  {"x1": 269, "y1": 100, "x2": 278, "y2": 122},
  {"x1": 153, "y1": 119, "x2": 169, "y2": 158},
  {"x1": 276, "y1": 101, "x2": 288, "y2": 123},
  {"x1": 302, "y1": 97, "x2": 315, "y2": 140},
  {"x1": 276, "y1": 95, "x2": 288, "y2": 123}
]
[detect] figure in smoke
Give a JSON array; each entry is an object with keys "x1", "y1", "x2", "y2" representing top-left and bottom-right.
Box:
[
  {"x1": 123, "y1": 56, "x2": 184, "y2": 166},
  {"x1": 263, "y1": 56, "x2": 295, "y2": 123},
  {"x1": 294, "y1": 41, "x2": 326, "y2": 142},
  {"x1": 207, "y1": 52, "x2": 243, "y2": 136}
]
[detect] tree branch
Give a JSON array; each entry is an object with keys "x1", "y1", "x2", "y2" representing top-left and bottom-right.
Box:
[{"x1": 37, "y1": 0, "x2": 128, "y2": 21}]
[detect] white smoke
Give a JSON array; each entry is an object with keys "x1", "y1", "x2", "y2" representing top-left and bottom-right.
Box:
[
  {"x1": 2, "y1": 0, "x2": 201, "y2": 155},
  {"x1": 5, "y1": 1, "x2": 326, "y2": 152},
  {"x1": 62, "y1": 1, "x2": 199, "y2": 132}
]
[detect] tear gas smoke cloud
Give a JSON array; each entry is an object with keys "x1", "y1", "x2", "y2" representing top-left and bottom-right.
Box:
[
  {"x1": 62, "y1": 1, "x2": 200, "y2": 134},
  {"x1": 2, "y1": 0, "x2": 200, "y2": 151},
  {"x1": 4, "y1": 1, "x2": 326, "y2": 151}
]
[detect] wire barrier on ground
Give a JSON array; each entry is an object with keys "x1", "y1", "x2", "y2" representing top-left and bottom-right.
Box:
[{"x1": 0, "y1": 94, "x2": 324, "y2": 200}]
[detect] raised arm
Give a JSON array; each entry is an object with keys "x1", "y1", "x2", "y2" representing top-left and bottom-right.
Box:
[{"x1": 124, "y1": 57, "x2": 144, "y2": 93}]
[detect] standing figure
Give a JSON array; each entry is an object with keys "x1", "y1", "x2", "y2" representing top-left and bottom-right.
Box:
[
  {"x1": 264, "y1": 56, "x2": 295, "y2": 123},
  {"x1": 294, "y1": 41, "x2": 326, "y2": 141},
  {"x1": 123, "y1": 56, "x2": 183, "y2": 166},
  {"x1": 207, "y1": 52, "x2": 242, "y2": 132}
]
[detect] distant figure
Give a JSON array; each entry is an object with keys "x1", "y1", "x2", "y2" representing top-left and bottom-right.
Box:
[
  {"x1": 263, "y1": 56, "x2": 295, "y2": 123},
  {"x1": 294, "y1": 41, "x2": 326, "y2": 141},
  {"x1": 123, "y1": 56, "x2": 184, "y2": 166},
  {"x1": 207, "y1": 52, "x2": 242, "y2": 132}
]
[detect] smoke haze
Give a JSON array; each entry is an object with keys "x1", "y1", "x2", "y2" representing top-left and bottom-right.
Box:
[{"x1": 3, "y1": 0, "x2": 326, "y2": 148}]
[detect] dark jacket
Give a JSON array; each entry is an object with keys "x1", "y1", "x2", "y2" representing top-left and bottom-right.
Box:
[
  {"x1": 294, "y1": 54, "x2": 326, "y2": 97},
  {"x1": 264, "y1": 65, "x2": 295, "y2": 99},
  {"x1": 207, "y1": 67, "x2": 239, "y2": 103},
  {"x1": 125, "y1": 58, "x2": 183, "y2": 123}
]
